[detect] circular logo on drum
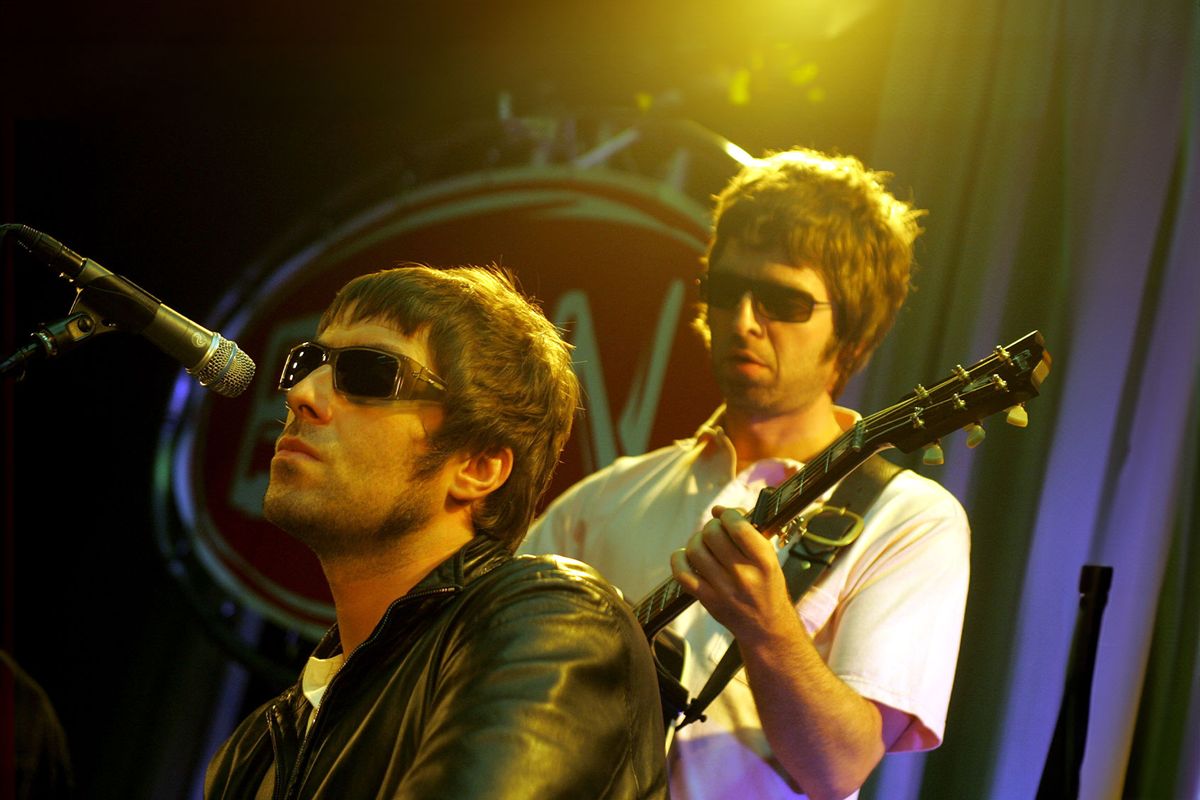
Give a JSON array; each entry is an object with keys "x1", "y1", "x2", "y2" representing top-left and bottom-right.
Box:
[{"x1": 155, "y1": 116, "x2": 743, "y2": 668}]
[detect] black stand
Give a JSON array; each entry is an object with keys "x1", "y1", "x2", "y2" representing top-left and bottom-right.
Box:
[
  {"x1": 1036, "y1": 564, "x2": 1113, "y2": 800},
  {"x1": 0, "y1": 226, "x2": 112, "y2": 383},
  {"x1": 0, "y1": 313, "x2": 100, "y2": 381}
]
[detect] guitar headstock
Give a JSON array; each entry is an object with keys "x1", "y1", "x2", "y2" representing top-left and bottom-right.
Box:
[{"x1": 868, "y1": 331, "x2": 1051, "y2": 460}]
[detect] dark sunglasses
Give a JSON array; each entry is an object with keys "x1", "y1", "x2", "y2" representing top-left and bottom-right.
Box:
[
  {"x1": 277, "y1": 342, "x2": 447, "y2": 402},
  {"x1": 698, "y1": 272, "x2": 833, "y2": 323}
]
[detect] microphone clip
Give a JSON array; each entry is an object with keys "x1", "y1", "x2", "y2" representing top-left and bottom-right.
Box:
[
  {"x1": 0, "y1": 310, "x2": 110, "y2": 381},
  {"x1": 1, "y1": 265, "x2": 134, "y2": 382}
]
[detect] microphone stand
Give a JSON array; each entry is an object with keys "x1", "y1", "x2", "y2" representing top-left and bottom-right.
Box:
[
  {"x1": 1, "y1": 224, "x2": 114, "y2": 383},
  {"x1": 1036, "y1": 564, "x2": 1114, "y2": 799},
  {"x1": 0, "y1": 309, "x2": 107, "y2": 381}
]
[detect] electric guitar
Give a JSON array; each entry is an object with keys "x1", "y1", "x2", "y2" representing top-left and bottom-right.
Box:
[{"x1": 633, "y1": 330, "x2": 1052, "y2": 728}]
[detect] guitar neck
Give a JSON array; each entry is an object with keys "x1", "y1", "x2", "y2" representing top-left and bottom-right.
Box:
[{"x1": 633, "y1": 330, "x2": 1051, "y2": 641}]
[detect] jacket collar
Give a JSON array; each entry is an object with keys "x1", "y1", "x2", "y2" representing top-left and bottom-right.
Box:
[
  {"x1": 408, "y1": 533, "x2": 511, "y2": 593},
  {"x1": 311, "y1": 534, "x2": 510, "y2": 660}
]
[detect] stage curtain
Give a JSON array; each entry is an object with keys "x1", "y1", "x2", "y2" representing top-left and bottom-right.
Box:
[{"x1": 842, "y1": 1, "x2": 1200, "y2": 798}]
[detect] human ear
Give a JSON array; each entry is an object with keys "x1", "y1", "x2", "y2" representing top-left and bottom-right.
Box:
[{"x1": 447, "y1": 447, "x2": 514, "y2": 502}]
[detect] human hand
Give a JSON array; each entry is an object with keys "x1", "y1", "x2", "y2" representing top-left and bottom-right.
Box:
[{"x1": 669, "y1": 505, "x2": 796, "y2": 643}]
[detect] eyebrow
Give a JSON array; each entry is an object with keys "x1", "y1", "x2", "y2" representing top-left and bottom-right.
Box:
[
  {"x1": 314, "y1": 340, "x2": 414, "y2": 357},
  {"x1": 710, "y1": 273, "x2": 820, "y2": 298}
]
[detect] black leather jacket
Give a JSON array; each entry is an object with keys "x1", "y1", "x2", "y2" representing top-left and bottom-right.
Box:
[{"x1": 205, "y1": 535, "x2": 669, "y2": 799}]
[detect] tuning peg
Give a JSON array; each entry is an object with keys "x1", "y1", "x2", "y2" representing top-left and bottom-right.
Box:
[
  {"x1": 964, "y1": 423, "x2": 986, "y2": 449},
  {"x1": 922, "y1": 441, "x2": 945, "y2": 465},
  {"x1": 1005, "y1": 404, "x2": 1029, "y2": 427}
]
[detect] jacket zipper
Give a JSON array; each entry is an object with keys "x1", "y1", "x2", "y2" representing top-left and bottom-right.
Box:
[{"x1": 266, "y1": 703, "x2": 290, "y2": 800}]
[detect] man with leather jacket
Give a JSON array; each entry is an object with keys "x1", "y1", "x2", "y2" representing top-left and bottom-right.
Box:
[{"x1": 205, "y1": 265, "x2": 669, "y2": 799}]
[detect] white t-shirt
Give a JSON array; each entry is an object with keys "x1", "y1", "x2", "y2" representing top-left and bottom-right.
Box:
[
  {"x1": 521, "y1": 407, "x2": 970, "y2": 799},
  {"x1": 301, "y1": 652, "x2": 345, "y2": 727}
]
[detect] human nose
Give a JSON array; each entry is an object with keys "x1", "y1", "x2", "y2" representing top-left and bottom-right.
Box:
[
  {"x1": 284, "y1": 364, "x2": 335, "y2": 423},
  {"x1": 730, "y1": 290, "x2": 765, "y2": 337}
]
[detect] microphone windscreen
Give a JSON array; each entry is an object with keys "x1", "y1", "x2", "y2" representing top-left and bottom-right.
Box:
[{"x1": 191, "y1": 337, "x2": 256, "y2": 398}]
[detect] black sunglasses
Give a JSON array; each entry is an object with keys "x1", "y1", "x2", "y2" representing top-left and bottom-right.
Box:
[
  {"x1": 277, "y1": 342, "x2": 447, "y2": 402},
  {"x1": 698, "y1": 272, "x2": 833, "y2": 323}
]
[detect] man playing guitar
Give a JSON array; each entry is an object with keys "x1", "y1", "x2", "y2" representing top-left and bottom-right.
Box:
[{"x1": 522, "y1": 148, "x2": 971, "y2": 800}]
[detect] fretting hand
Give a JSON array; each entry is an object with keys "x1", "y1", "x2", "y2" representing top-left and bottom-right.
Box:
[{"x1": 669, "y1": 505, "x2": 801, "y2": 645}]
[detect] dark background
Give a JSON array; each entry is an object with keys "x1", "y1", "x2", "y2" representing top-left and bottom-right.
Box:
[{"x1": 3, "y1": 4, "x2": 904, "y2": 796}]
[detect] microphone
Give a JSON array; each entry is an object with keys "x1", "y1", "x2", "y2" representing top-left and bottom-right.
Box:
[{"x1": 2, "y1": 224, "x2": 255, "y2": 397}]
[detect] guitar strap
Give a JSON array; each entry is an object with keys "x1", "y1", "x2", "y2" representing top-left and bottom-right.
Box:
[{"x1": 673, "y1": 453, "x2": 904, "y2": 730}]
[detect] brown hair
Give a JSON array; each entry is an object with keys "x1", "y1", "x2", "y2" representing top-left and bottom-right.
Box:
[
  {"x1": 319, "y1": 264, "x2": 580, "y2": 551},
  {"x1": 695, "y1": 147, "x2": 926, "y2": 397}
]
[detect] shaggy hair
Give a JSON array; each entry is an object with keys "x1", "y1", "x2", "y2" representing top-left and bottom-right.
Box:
[
  {"x1": 320, "y1": 264, "x2": 580, "y2": 551},
  {"x1": 695, "y1": 148, "x2": 926, "y2": 397}
]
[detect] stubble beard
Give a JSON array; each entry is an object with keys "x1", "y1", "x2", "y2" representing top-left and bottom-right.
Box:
[
  {"x1": 713, "y1": 348, "x2": 785, "y2": 418},
  {"x1": 715, "y1": 356, "x2": 835, "y2": 421},
  {"x1": 264, "y1": 460, "x2": 440, "y2": 563}
]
